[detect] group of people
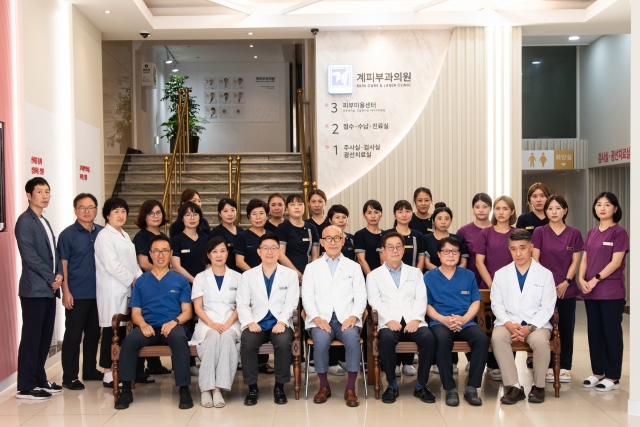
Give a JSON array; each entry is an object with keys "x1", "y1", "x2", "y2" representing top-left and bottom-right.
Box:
[{"x1": 15, "y1": 178, "x2": 629, "y2": 410}]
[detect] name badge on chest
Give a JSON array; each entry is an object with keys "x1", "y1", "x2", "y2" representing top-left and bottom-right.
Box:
[
  {"x1": 302, "y1": 238, "x2": 310, "y2": 242},
  {"x1": 603, "y1": 242, "x2": 613, "y2": 246},
  {"x1": 526, "y1": 226, "x2": 535, "y2": 230},
  {"x1": 461, "y1": 291, "x2": 470, "y2": 295},
  {"x1": 567, "y1": 246, "x2": 574, "y2": 251},
  {"x1": 404, "y1": 245, "x2": 414, "y2": 249},
  {"x1": 181, "y1": 249, "x2": 190, "y2": 253}
]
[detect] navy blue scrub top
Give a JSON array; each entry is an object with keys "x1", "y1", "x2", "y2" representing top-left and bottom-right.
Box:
[
  {"x1": 234, "y1": 229, "x2": 263, "y2": 269},
  {"x1": 354, "y1": 227, "x2": 383, "y2": 272},
  {"x1": 276, "y1": 219, "x2": 319, "y2": 273},
  {"x1": 424, "y1": 232, "x2": 470, "y2": 268},
  {"x1": 209, "y1": 224, "x2": 244, "y2": 273}
]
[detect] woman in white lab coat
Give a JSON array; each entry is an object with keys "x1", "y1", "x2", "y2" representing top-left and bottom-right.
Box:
[
  {"x1": 95, "y1": 198, "x2": 143, "y2": 387},
  {"x1": 189, "y1": 237, "x2": 242, "y2": 408}
]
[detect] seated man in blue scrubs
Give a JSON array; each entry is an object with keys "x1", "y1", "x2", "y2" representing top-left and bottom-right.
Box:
[
  {"x1": 114, "y1": 235, "x2": 194, "y2": 410},
  {"x1": 425, "y1": 236, "x2": 488, "y2": 407}
]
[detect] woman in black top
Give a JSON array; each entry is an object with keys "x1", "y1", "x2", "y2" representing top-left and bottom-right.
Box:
[
  {"x1": 171, "y1": 202, "x2": 209, "y2": 283},
  {"x1": 131, "y1": 199, "x2": 170, "y2": 376},
  {"x1": 209, "y1": 198, "x2": 243, "y2": 273},
  {"x1": 306, "y1": 189, "x2": 331, "y2": 238},
  {"x1": 354, "y1": 200, "x2": 384, "y2": 276},
  {"x1": 516, "y1": 182, "x2": 550, "y2": 235},
  {"x1": 169, "y1": 188, "x2": 211, "y2": 237},
  {"x1": 326, "y1": 204, "x2": 355, "y2": 260},
  {"x1": 424, "y1": 202, "x2": 469, "y2": 270},
  {"x1": 408, "y1": 187, "x2": 434, "y2": 235},
  {"x1": 265, "y1": 193, "x2": 286, "y2": 233},
  {"x1": 235, "y1": 199, "x2": 269, "y2": 271},
  {"x1": 276, "y1": 194, "x2": 319, "y2": 282},
  {"x1": 380, "y1": 200, "x2": 426, "y2": 272}
]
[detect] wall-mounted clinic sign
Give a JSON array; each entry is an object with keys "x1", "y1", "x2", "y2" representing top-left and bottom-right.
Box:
[
  {"x1": 316, "y1": 30, "x2": 452, "y2": 198},
  {"x1": 142, "y1": 63, "x2": 156, "y2": 88},
  {"x1": 522, "y1": 150, "x2": 574, "y2": 170}
]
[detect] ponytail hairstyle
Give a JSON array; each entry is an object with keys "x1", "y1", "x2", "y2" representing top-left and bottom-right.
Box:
[{"x1": 430, "y1": 202, "x2": 453, "y2": 222}]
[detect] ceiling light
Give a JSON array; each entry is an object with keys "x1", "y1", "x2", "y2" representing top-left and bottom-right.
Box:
[
  {"x1": 532, "y1": 61, "x2": 541, "y2": 65},
  {"x1": 250, "y1": 45, "x2": 253, "y2": 47},
  {"x1": 377, "y1": 26, "x2": 383, "y2": 29},
  {"x1": 248, "y1": 32, "x2": 253, "y2": 35},
  {"x1": 165, "y1": 56, "x2": 173, "y2": 64},
  {"x1": 254, "y1": 56, "x2": 258, "y2": 59},
  {"x1": 104, "y1": 10, "x2": 111, "y2": 14},
  {"x1": 569, "y1": 36, "x2": 580, "y2": 41},
  {"x1": 172, "y1": 66, "x2": 179, "y2": 72}
]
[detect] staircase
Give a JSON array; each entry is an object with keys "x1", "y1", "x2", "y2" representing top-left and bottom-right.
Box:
[{"x1": 108, "y1": 152, "x2": 304, "y2": 236}]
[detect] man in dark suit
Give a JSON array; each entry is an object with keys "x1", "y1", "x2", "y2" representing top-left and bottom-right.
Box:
[{"x1": 15, "y1": 177, "x2": 63, "y2": 400}]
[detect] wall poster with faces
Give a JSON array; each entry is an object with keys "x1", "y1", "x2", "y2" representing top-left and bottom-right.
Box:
[{"x1": 201, "y1": 74, "x2": 279, "y2": 123}]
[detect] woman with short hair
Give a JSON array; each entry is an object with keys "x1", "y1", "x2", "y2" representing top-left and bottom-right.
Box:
[
  {"x1": 209, "y1": 198, "x2": 244, "y2": 273},
  {"x1": 169, "y1": 188, "x2": 211, "y2": 237}
]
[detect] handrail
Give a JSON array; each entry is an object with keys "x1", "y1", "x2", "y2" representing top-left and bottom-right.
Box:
[
  {"x1": 297, "y1": 88, "x2": 310, "y2": 219},
  {"x1": 234, "y1": 156, "x2": 242, "y2": 226},
  {"x1": 162, "y1": 88, "x2": 190, "y2": 231},
  {"x1": 227, "y1": 156, "x2": 233, "y2": 198}
]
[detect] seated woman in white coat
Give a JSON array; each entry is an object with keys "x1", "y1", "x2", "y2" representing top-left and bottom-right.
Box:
[
  {"x1": 302, "y1": 225, "x2": 367, "y2": 407},
  {"x1": 366, "y1": 231, "x2": 437, "y2": 405},
  {"x1": 490, "y1": 230, "x2": 556, "y2": 405},
  {"x1": 190, "y1": 237, "x2": 242, "y2": 408},
  {"x1": 94, "y1": 198, "x2": 143, "y2": 388},
  {"x1": 236, "y1": 232, "x2": 300, "y2": 406}
]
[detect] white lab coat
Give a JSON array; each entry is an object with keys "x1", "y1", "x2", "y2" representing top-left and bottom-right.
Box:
[
  {"x1": 490, "y1": 259, "x2": 557, "y2": 330},
  {"x1": 95, "y1": 224, "x2": 143, "y2": 327},
  {"x1": 236, "y1": 264, "x2": 300, "y2": 331},
  {"x1": 189, "y1": 267, "x2": 242, "y2": 346},
  {"x1": 365, "y1": 262, "x2": 428, "y2": 331},
  {"x1": 302, "y1": 254, "x2": 367, "y2": 329}
]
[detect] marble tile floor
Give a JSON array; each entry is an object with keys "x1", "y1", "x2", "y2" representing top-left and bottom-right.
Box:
[{"x1": 1, "y1": 301, "x2": 636, "y2": 427}]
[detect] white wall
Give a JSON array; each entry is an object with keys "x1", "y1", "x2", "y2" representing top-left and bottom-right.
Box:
[{"x1": 579, "y1": 35, "x2": 631, "y2": 168}]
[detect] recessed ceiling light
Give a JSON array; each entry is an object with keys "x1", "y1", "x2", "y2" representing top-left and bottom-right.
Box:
[
  {"x1": 532, "y1": 61, "x2": 541, "y2": 65},
  {"x1": 254, "y1": 56, "x2": 258, "y2": 59},
  {"x1": 377, "y1": 26, "x2": 382, "y2": 29},
  {"x1": 248, "y1": 32, "x2": 253, "y2": 35},
  {"x1": 250, "y1": 45, "x2": 254, "y2": 48},
  {"x1": 569, "y1": 36, "x2": 580, "y2": 41},
  {"x1": 104, "y1": 10, "x2": 111, "y2": 14}
]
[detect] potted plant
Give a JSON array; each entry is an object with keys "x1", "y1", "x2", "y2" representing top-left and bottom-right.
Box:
[{"x1": 160, "y1": 74, "x2": 207, "y2": 153}]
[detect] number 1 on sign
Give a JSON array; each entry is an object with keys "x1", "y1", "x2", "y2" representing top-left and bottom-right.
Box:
[{"x1": 333, "y1": 145, "x2": 337, "y2": 155}]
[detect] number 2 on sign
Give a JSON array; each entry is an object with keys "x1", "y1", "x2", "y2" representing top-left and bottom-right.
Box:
[{"x1": 332, "y1": 124, "x2": 338, "y2": 134}]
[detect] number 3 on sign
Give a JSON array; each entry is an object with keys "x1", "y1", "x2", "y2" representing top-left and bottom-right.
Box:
[
  {"x1": 331, "y1": 103, "x2": 337, "y2": 113},
  {"x1": 332, "y1": 124, "x2": 338, "y2": 134}
]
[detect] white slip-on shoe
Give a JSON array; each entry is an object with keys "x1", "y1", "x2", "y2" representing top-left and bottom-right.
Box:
[
  {"x1": 402, "y1": 365, "x2": 417, "y2": 376},
  {"x1": 328, "y1": 364, "x2": 346, "y2": 376},
  {"x1": 545, "y1": 368, "x2": 555, "y2": 383},
  {"x1": 465, "y1": 362, "x2": 470, "y2": 372},
  {"x1": 395, "y1": 366, "x2": 401, "y2": 377},
  {"x1": 559, "y1": 369, "x2": 571, "y2": 383},
  {"x1": 453, "y1": 365, "x2": 459, "y2": 375},
  {"x1": 432, "y1": 365, "x2": 440, "y2": 374},
  {"x1": 596, "y1": 379, "x2": 620, "y2": 392},
  {"x1": 583, "y1": 375, "x2": 603, "y2": 388},
  {"x1": 489, "y1": 369, "x2": 502, "y2": 381}
]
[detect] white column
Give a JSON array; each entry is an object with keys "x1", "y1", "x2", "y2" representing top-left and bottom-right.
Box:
[
  {"x1": 628, "y1": 0, "x2": 640, "y2": 416},
  {"x1": 486, "y1": 26, "x2": 522, "y2": 209}
]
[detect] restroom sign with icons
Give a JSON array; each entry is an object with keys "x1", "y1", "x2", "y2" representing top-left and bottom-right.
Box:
[{"x1": 522, "y1": 150, "x2": 574, "y2": 170}]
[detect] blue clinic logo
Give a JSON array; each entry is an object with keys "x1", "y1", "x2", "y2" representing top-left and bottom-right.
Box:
[{"x1": 328, "y1": 65, "x2": 353, "y2": 94}]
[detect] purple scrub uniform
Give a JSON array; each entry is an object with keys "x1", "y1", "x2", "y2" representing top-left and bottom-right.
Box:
[
  {"x1": 456, "y1": 222, "x2": 485, "y2": 287},
  {"x1": 531, "y1": 225, "x2": 584, "y2": 298},
  {"x1": 474, "y1": 226, "x2": 516, "y2": 288},
  {"x1": 579, "y1": 225, "x2": 629, "y2": 300}
]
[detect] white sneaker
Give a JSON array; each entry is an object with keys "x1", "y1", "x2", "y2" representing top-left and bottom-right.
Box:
[
  {"x1": 465, "y1": 362, "x2": 470, "y2": 372},
  {"x1": 432, "y1": 365, "x2": 439, "y2": 374},
  {"x1": 545, "y1": 368, "x2": 555, "y2": 383},
  {"x1": 328, "y1": 364, "x2": 346, "y2": 376},
  {"x1": 560, "y1": 369, "x2": 571, "y2": 383},
  {"x1": 395, "y1": 366, "x2": 401, "y2": 377},
  {"x1": 453, "y1": 365, "x2": 459, "y2": 375},
  {"x1": 190, "y1": 366, "x2": 200, "y2": 376},
  {"x1": 338, "y1": 361, "x2": 348, "y2": 372},
  {"x1": 402, "y1": 365, "x2": 417, "y2": 376},
  {"x1": 489, "y1": 368, "x2": 502, "y2": 381}
]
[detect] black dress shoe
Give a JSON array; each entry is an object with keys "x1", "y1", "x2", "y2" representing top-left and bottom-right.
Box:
[
  {"x1": 526, "y1": 357, "x2": 534, "y2": 369},
  {"x1": 413, "y1": 387, "x2": 436, "y2": 403},
  {"x1": 62, "y1": 379, "x2": 85, "y2": 390},
  {"x1": 273, "y1": 387, "x2": 288, "y2": 404},
  {"x1": 114, "y1": 390, "x2": 133, "y2": 410},
  {"x1": 445, "y1": 389, "x2": 459, "y2": 406},
  {"x1": 103, "y1": 381, "x2": 114, "y2": 389},
  {"x1": 381, "y1": 387, "x2": 399, "y2": 404},
  {"x1": 135, "y1": 373, "x2": 156, "y2": 384},
  {"x1": 500, "y1": 386, "x2": 526, "y2": 404},
  {"x1": 244, "y1": 388, "x2": 259, "y2": 406},
  {"x1": 179, "y1": 387, "x2": 194, "y2": 409},
  {"x1": 464, "y1": 391, "x2": 483, "y2": 406},
  {"x1": 528, "y1": 385, "x2": 545, "y2": 403},
  {"x1": 83, "y1": 370, "x2": 104, "y2": 381},
  {"x1": 145, "y1": 366, "x2": 171, "y2": 375}
]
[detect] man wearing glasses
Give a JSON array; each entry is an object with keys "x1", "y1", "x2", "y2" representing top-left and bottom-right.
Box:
[
  {"x1": 115, "y1": 235, "x2": 194, "y2": 410},
  {"x1": 366, "y1": 231, "x2": 437, "y2": 404},
  {"x1": 237, "y1": 232, "x2": 300, "y2": 406},
  {"x1": 424, "y1": 236, "x2": 488, "y2": 407},
  {"x1": 57, "y1": 193, "x2": 104, "y2": 390},
  {"x1": 302, "y1": 225, "x2": 367, "y2": 407}
]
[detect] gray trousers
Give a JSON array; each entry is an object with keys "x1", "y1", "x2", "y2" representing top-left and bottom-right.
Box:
[
  {"x1": 492, "y1": 326, "x2": 550, "y2": 388},
  {"x1": 310, "y1": 313, "x2": 361, "y2": 373},
  {"x1": 197, "y1": 328, "x2": 240, "y2": 391},
  {"x1": 240, "y1": 327, "x2": 292, "y2": 385}
]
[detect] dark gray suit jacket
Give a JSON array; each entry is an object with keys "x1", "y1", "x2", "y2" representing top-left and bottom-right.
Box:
[{"x1": 15, "y1": 207, "x2": 62, "y2": 298}]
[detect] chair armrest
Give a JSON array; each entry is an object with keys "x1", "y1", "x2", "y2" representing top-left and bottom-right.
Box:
[{"x1": 111, "y1": 310, "x2": 131, "y2": 347}]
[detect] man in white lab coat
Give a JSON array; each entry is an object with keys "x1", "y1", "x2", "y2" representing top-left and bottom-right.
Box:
[
  {"x1": 366, "y1": 231, "x2": 437, "y2": 404},
  {"x1": 491, "y1": 229, "x2": 556, "y2": 404},
  {"x1": 237, "y1": 232, "x2": 300, "y2": 406},
  {"x1": 302, "y1": 225, "x2": 367, "y2": 407}
]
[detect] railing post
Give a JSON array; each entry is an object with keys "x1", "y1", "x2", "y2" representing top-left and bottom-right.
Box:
[
  {"x1": 297, "y1": 89, "x2": 309, "y2": 193},
  {"x1": 163, "y1": 155, "x2": 170, "y2": 229},
  {"x1": 234, "y1": 156, "x2": 242, "y2": 225},
  {"x1": 312, "y1": 181, "x2": 317, "y2": 191},
  {"x1": 228, "y1": 156, "x2": 233, "y2": 199},
  {"x1": 184, "y1": 88, "x2": 190, "y2": 156},
  {"x1": 303, "y1": 181, "x2": 310, "y2": 220}
]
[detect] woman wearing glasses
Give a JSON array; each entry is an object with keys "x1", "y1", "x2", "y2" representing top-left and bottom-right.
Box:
[
  {"x1": 169, "y1": 188, "x2": 211, "y2": 237},
  {"x1": 210, "y1": 198, "x2": 244, "y2": 273},
  {"x1": 131, "y1": 200, "x2": 171, "y2": 376},
  {"x1": 190, "y1": 237, "x2": 242, "y2": 408}
]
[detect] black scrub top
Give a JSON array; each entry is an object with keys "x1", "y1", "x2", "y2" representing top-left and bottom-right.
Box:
[
  {"x1": 171, "y1": 231, "x2": 209, "y2": 281},
  {"x1": 409, "y1": 213, "x2": 434, "y2": 235},
  {"x1": 276, "y1": 220, "x2": 319, "y2": 273},
  {"x1": 354, "y1": 227, "x2": 383, "y2": 272},
  {"x1": 265, "y1": 220, "x2": 280, "y2": 233},
  {"x1": 306, "y1": 217, "x2": 331, "y2": 239},
  {"x1": 378, "y1": 228, "x2": 426, "y2": 268},
  {"x1": 424, "y1": 232, "x2": 470, "y2": 267},
  {"x1": 169, "y1": 217, "x2": 211, "y2": 238},
  {"x1": 209, "y1": 224, "x2": 244, "y2": 273},
  {"x1": 234, "y1": 229, "x2": 263, "y2": 269},
  {"x1": 133, "y1": 229, "x2": 166, "y2": 268},
  {"x1": 516, "y1": 211, "x2": 549, "y2": 235}
]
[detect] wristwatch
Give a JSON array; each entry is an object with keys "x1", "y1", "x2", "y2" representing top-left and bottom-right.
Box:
[
  {"x1": 172, "y1": 318, "x2": 180, "y2": 325},
  {"x1": 595, "y1": 273, "x2": 602, "y2": 281},
  {"x1": 528, "y1": 324, "x2": 538, "y2": 332},
  {"x1": 565, "y1": 278, "x2": 572, "y2": 284}
]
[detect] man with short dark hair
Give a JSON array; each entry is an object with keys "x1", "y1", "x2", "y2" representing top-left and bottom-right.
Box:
[
  {"x1": 491, "y1": 229, "x2": 556, "y2": 404},
  {"x1": 114, "y1": 235, "x2": 194, "y2": 410},
  {"x1": 366, "y1": 232, "x2": 437, "y2": 404},
  {"x1": 58, "y1": 193, "x2": 104, "y2": 390},
  {"x1": 15, "y1": 177, "x2": 63, "y2": 399}
]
